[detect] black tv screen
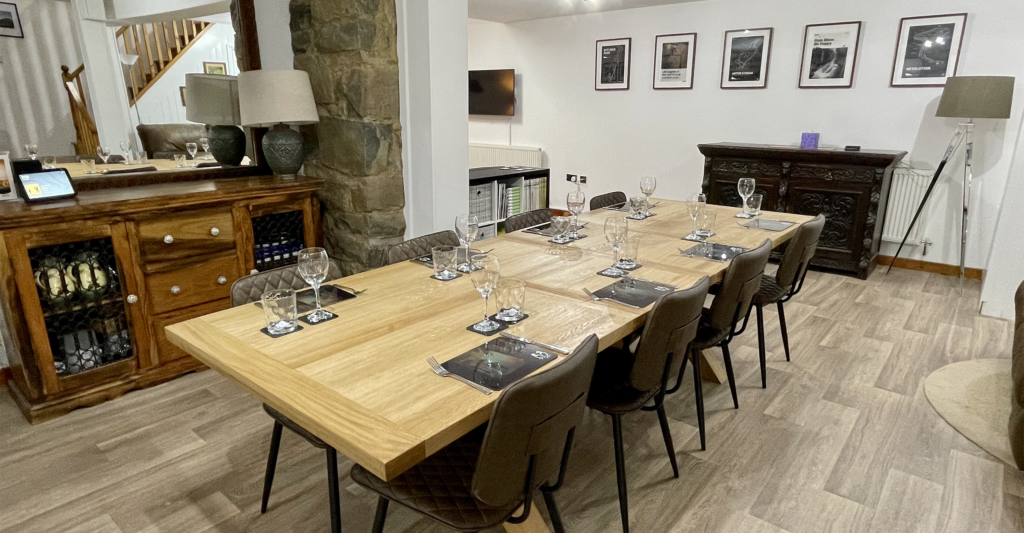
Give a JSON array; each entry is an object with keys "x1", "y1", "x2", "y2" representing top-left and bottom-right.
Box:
[{"x1": 469, "y1": 69, "x2": 515, "y2": 116}]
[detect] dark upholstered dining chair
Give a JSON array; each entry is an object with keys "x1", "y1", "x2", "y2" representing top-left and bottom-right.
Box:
[
  {"x1": 590, "y1": 191, "x2": 627, "y2": 211},
  {"x1": 229, "y1": 261, "x2": 346, "y2": 533},
  {"x1": 748, "y1": 215, "x2": 826, "y2": 388},
  {"x1": 1011, "y1": 281, "x2": 1024, "y2": 470},
  {"x1": 351, "y1": 335, "x2": 600, "y2": 533},
  {"x1": 668, "y1": 239, "x2": 771, "y2": 451},
  {"x1": 505, "y1": 208, "x2": 553, "y2": 233},
  {"x1": 385, "y1": 230, "x2": 461, "y2": 265},
  {"x1": 587, "y1": 277, "x2": 709, "y2": 533}
]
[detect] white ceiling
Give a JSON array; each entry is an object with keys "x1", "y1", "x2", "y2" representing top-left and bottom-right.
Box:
[{"x1": 468, "y1": 0, "x2": 705, "y2": 23}]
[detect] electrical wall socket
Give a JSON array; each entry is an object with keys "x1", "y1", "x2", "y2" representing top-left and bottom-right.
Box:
[
  {"x1": 566, "y1": 174, "x2": 577, "y2": 182},
  {"x1": 579, "y1": 175, "x2": 587, "y2": 184}
]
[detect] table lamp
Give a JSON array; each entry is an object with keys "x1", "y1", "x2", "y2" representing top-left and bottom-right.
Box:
[
  {"x1": 185, "y1": 73, "x2": 246, "y2": 166},
  {"x1": 888, "y1": 76, "x2": 1015, "y2": 292},
  {"x1": 238, "y1": 70, "x2": 320, "y2": 177}
]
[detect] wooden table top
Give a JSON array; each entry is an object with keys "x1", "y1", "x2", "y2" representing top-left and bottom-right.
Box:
[{"x1": 166, "y1": 200, "x2": 813, "y2": 482}]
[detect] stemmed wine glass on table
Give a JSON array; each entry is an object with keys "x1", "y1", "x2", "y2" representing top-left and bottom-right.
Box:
[
  {"x1": 737, "y1": 178, "x2": 756, "y2": 218},
  {"x1": 639, "y1": 176, "x2": 657, "y2": 217},
  {"x1": 470, "y1": 254, "x2": 501, "y2": 333},
  {"x1": 685, "y1": 193, "x2": 704, "y2": 240},
  {"x1": 566, "y1": 190, "x2": 586, "y2": 240},
  {"x1": 455, "y1": 214, "x2": 479, "y2": 273},
  {"x1": 298, "y1": 247, "x2": 334, "y2": 323},
  {"x1": 96, "y1": 146, "x2": 111, "y2": 170},
  {"x1": 603, "y1": 217, "x2": 629, "y2": 277},
  {"x1": 24, "y1": 144, "x2": 38, "y2": 160},
  {"x1": 200, "y1": 137, "x2": 210, "y2": 160},
  {"x1": 119, "y1": 140, "x2": 132, "y2": 164},
  {"x1": 186, "y1": 142, "x2": 199, "y2": 168}
]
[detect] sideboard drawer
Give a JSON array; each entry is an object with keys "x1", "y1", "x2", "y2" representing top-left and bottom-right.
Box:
[
  {"x1": 138, "y1": 211, "x2": 235, "y2": 262},
  {"x1": 151, "y1": 299, "x2": 231, "y2": 365},
  {"x1": 146, "y1": 254, "x2": 240, "y2": 315}
]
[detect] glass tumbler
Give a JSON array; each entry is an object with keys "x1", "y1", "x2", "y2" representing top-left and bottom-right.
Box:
[
  {"x1": 495, "y1": 278, "x2": 526, "y2": 322},
  {"x1": 746, "y1": 194, "x2": 763, "y2": 216},
  {"x1": 262, "y1": 289, "x2": 298, "y2": 335},
  {"x1": 432, "y1": 245, "x2": 458, "y2": 280},
  {"x1": 42, "y1": 156, "x2": 56, "y2": 169},
  {"x1": 615, "y1": 234, "x2": 641, "y2": 269},
  {"x1": 174, "y1": 154, "x2": 187, "y2": 168},
  {"x1": 550, "y1": 216, "x2": 571, "y2": 243},
  {"x1": 628, "y1": 196, "x2": 646, "y2": 219},
  {"x1": 697, "y1": 211, "x2": 717, "y2": 238},
  {"x1": 80, "y1": 158, "x2": 97, "y2": 174}
]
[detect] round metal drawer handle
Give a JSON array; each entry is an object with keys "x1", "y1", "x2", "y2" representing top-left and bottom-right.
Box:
[
  {"x1": 210, "y1": 227, "x2": 220, "y2": 236},
  {"x1": 171, "y1": 286, "x2": 181, "y2": 295},
  {"x1": 250, "y1": 269, "x2": 259, "y2": 275},
  {"x1": 218, "y1": 276, "x2": 228, "y2": 285},
  {"x1": 164, "y1": 235, "x2": 174, "y2": 244},
  {"x1": 126, "y1": 294, "x2": 138, "y2": 304}
]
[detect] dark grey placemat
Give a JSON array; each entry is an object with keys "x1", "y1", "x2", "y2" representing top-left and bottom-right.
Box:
[
  {"x1": 742, "y1": 219, "x2": 796, "y2": 232},
  {"x1": 260, "y1": 324, "x2": 304, "y2": 338},
  {"x1": 680, "y1": 243, "x2": 748, "y2": 262},
  {"x1": 593, "y1": 278, "x2": 675, "y2": 308},
  {"x1": 442, "y1": 336, "x2": 558, "y2": 390}
]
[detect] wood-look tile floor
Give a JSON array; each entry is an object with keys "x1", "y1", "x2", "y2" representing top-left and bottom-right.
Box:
[{"x1": 2, "y1": 267, "x2": 1023, "y2": 533}]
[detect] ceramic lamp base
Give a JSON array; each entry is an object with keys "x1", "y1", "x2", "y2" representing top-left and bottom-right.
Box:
[
  {"x1": 263, "y1": 124, "x2": 304, "y2": 177},
  {"x1": 209, "y1": 125, "x2": 247, "y2": 166}
]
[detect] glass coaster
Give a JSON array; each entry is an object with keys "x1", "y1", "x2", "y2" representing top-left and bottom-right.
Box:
[
  {"x1": 598, "y1": 268, "x2": 627, "y2": 278},
  {"x1": 466, "y1": 320, "x2": 509, "y2": 336},
  {"x1": 550, "y1": 234, "x2": 588, "y2": 245},
  {"x1": 260, "y1": 324, "x2": 305, "y2": 338},
  {"x1": 431, "y1": 272, "x2": 463, "y2": 282},
  {"x1": 618, "y1": 262, "x2": 642, "y2": 271},
  {"x1": 299, "y1": 312, "x2": 338, "y2": 325}
]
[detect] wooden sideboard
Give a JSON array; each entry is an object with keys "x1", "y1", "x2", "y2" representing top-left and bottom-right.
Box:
[
  {"x1": 0, "y1": 175, "x2": 323, "y2": 423},
  {"x1": 697, "y1": 143, "x2": 907, "y2": 279}
]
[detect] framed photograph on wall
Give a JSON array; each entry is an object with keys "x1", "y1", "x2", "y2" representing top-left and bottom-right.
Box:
[
  {"x1": 0, "y1": 152, "x2": 17, "y2": 201},
  {"x1": 596, "y1": 38, "x2": 631, "y2": 90},
  {"x1": 203, "y1": 61, "x2": 227, "y2": 75},
  {"x1": 653, "y1": 33, "x2": 697, "y2": 89},
  {"x1": 720, "y1": 28, "x2": 773, "y2": 89},
  {"x1": 0, "y1": 2, "x2": 24, "y2": 39},
  {"x1": 890, "y1": 13, "x2": 967, "y2": 87},
  {"x1": 799, "y1": 22, "x2": 862, "y2": 89}
]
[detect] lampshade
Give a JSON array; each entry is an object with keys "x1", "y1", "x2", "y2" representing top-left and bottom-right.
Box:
[
  {"x1": 237, "y1": 70, "x2": 319, "y2": 127},
  {"x1": 936, "y1": 76, "x2": 1015, "y2": 119},
  {"x1": 185, "y1": 74, "x2": 241, "y2": 126}
]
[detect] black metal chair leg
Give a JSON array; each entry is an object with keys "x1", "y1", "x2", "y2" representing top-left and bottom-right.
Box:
[
  {"x1": 777, "y1": 301, "x2": 791, "y2": 362},
  {"x1": 261, "y1": 421, "x2": 283, "y2": 514},
  {"x1": 720, "y1": 342, "x2": 739, "y2": 409},
  {"x1": 691, "y1": 348, "x2": 706, "y2": 451},
  {"x1": 326, "y1": 448, "x2": 342, "y2": 533},
  {"x1": 611, "y1": 414, "x2": 629, "y2": 533},
  {"x1": 542, "y1": 490, "x2": 566, "y2": 533},
  {"x1": 756, "y1": 304, "x2": 767, "y2": 389},
  {"x1": 371, "y1": 496, "x2": 388, "y2": 533},
  {"x1": 655, "y1": 404, "x2": 679, "y2": 478}
]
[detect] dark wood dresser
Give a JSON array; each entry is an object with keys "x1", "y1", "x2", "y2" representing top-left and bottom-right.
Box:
[
  {"x1": 697, "y1": 143, "x2": 907, "y2": 279},
  {"x1": 0, "y1": 175, "x2": 323, "y2": 423}
]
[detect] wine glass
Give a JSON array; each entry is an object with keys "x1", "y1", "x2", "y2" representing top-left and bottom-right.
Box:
[
  {"x1": 24, "y1": 144, "x2": 38, "y2": 160},
  {"x1": 96, "y1": 146, "x2": 111, "y2": 167},
  {"x1": 200, "y1": 137, "x2": 210, "y2": 160},
  {"x1": 119, "y1": 140, "x2": 132, "y2": 164},
  {"x1": 455, "y1": 214, "x2": 479, "y2": 273},
  {"x1": 604, "y1": 217, "x2": 629, "y2": 277},
  {"x1": 737, "y1": 178, "x2": 755, "y2": 218},
  {"x1": 686, "y1": 194, "x2": 703, "y2": 238},
  {"x1": 186, "y1": 142, "x2": 198, "y2": 167},
  {"x1": 297, "y1": 247, "x2": 334, "y2": 323},
  {"x1": 566, "y1": 190, "x2": 585, "y2": 239},
  {"x1": 639, "y1": 176, "x2": 657, "y2": 216},
  {"x1": 470, "y1": 254, "x2": 501, "y2": 333}
]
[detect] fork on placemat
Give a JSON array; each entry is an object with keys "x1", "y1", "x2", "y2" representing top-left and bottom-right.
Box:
[{"x1": 427, "y1": 356, "x2": 493, "y2": 394}]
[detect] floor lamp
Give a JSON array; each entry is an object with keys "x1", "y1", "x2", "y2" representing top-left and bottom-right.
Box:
[{"x1": 887, "y1": 76, "x2": 1015, "y2": 293}]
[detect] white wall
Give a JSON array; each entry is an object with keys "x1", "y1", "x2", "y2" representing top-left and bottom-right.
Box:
[
  {"x1": 131, "y1": 23, "x2": 238, "y2": 127},
  {"x1": 467, "y1": 0, "x2": 1024, "y2": 275},
  {"x1": 980, "y1": 122, "x2": 1024, "y2": 319},
  {"x1": 0, "y1": 0, "x2": 83, "y2": 157},
  {"x1": 398, "y1": 0, "x2": 470, "y2": 239},
  {"x1": 255, "y1": 0, "x2": 293, "y2": 71}
]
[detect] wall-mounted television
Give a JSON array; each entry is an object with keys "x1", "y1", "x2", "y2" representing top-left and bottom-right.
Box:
[{"x1": 469, "y1": 69, "x2": 515, "y2": 116}]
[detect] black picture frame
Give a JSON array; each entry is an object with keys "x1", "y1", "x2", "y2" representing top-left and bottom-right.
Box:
[
  {"x1": 595, "y1": 37, "x2": 632, "y2": 91},
  {"x1": 798, "y1": 21, "x2": 863, "y2": 89},
  {"x1": 890, "y1": 13, "x2": 968, "y2": 88},
  {"x1": 0, "y1": 2, "x2": 24, "y2": 39},
  {"x1": 720, "y1": 28, "x2": 773, "y2": 89},
  {"x1": 653, "y1": 33, "x2": 697, "y2": 90}
]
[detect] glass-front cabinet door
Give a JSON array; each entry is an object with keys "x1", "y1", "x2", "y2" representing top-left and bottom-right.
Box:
[{"x1": 6, "y1": 220, "x2": 146, "y2": 396}]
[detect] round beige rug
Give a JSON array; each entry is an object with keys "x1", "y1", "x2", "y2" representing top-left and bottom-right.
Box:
[{"x1": 925, "y1": 359, "x2": 1015, "y2": 467}]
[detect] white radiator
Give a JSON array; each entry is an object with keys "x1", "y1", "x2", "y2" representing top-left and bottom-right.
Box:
[
  {"x1": 469, "y1": 143, "x2": 543, "y2": 168},
  {"x1": 882, "y1": 167, "x2": 932, "y2": 245}
]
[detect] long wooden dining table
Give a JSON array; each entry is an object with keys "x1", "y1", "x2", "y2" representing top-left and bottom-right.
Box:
[{"x1": 166, "y1": 199, "x2": 813, "y2": 532}]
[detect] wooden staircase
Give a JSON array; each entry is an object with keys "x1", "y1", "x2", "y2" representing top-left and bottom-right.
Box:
[
  {"x1": 116, "y1": 19, "x2": 213, "y2": 106},
  {"x1": 61, "y1": 64, "x2": 100, "y2": 156}
]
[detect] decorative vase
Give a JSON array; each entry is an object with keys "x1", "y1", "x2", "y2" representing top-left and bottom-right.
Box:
[
  {"x1": 209, "y1": 125, "x2": 247, "y2": 166},
  {"x1": 262, "y1": 124, "x2": 304, "y2": 177}
]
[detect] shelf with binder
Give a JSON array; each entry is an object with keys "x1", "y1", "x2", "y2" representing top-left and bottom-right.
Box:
[{"x1": 469, "y1": 166, "x2": 550, "y2": 237}]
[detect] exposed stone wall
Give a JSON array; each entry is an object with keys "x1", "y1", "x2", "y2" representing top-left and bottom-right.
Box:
[{"x1": 290, "y1": 0, "x2": 407, "y2": 274}]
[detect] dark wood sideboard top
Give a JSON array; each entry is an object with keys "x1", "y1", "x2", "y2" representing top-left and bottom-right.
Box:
[
  {"x1": 0, "y1": 175, "x2": 323, "y2": 230},
  {"x1": 697, "y1": 143, "x2": 907, "y2": 167}
]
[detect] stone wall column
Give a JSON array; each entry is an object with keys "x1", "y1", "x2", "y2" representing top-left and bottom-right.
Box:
[{"x1": 290, "y1": 0, "x2": 406, "y2": 273}]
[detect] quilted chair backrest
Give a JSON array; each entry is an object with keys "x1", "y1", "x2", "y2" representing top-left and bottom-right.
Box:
[
  {"x1": 1010, "y1": 281, "x2": 1024, "y2": 470},
  {"x1": 707, "y1": 239, "x2": 771, "y2": 333},
  {"x1": 230, "y1": 260, "x2": 344, "y2": 307},
  {"x1": 590, "y1": 191, "x2": 627, "y2": 211},
  {"x1": 505, "y1": 209, "x2": 553, "y2": 233},
  {"x1": 386, "y1": 230, "x2": 461, "y2": 265},
  {"x1": 775, "y1": 214, "x2": 826, "y2": 292},
  {"x1": 630, "y1": 277, "x2": 709, "y2": 392}
]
